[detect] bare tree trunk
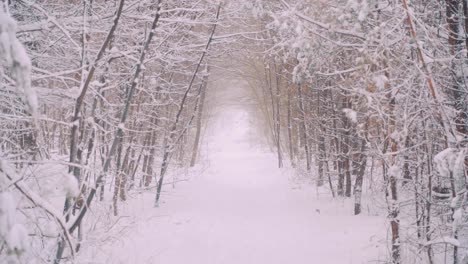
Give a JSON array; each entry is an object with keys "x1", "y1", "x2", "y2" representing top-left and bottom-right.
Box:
[
  {"x1": 274, "y1": 63, "x2": 283, "y2": 168},
  {"x1": 112, "y1": 133, "x2": 124, "y2": 216},
  {"x1": 402, "y1": 135, "x2": 412, "y2": 184},
  {"x1": 385, "y1": 62, "x2": 400, "y2": 264},
  {"x1": 266, "y1": 62, "x2": 282, "y2": 167},
  {"x1": 316, "y1": 90, "x2": 325, "y2": 187},
  {"x1": 190, "y1": 65, "x2": 209, "y2": 167},
  {"x1": 297, "y1": 84, "x2": 311, "y2": 171},
  {"x1": 129, "y1": 147, "x2": 144, "y2": 190},
  {"x1": 326, "y1": 159, "x2": 335, "y2": 198},
  {"x1": 287, "y1": 85, "x2": 295, "y2": 166},
  {"x1": 262, "y1": 66, "x2": 276, "y2": 151},
  {"x1": 144, "y1": 118, "x2": 158, "y2": 186},
  {"x1": 414, "y1": 147, "x2": 422, "y2": 241},
  {"x1": 122, "y1": 147, "x2": 135, "y2": 193},
  {"x1": 354, "y1": 120, "x2": 368, "y2": 215},
  {"x1": 341, "y1": 96, "x2": 352, "y2": 198}
]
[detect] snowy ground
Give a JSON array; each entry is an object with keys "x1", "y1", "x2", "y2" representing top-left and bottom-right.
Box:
[{"x1": 78, "y1": 75, "x2": 387, "y2": 264}]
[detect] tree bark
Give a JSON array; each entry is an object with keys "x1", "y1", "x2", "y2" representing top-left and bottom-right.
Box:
[
  {"x1": 354, "y1": 123, "x2": 368, "y2": 215},
  {"x1": 190, "y1": 65, "x2": 209, "y2": 167},
  {"x1": 287, "y1": 85, "x2": 295, "y2": 166},
  {"x1": 317, "y1": 89, "x2": 326, "y2": 187},
  {"x1": 274, "y1": 63, "x2": 283, "y2": 168},
  {"x1": 297, "y1": 84, "x2": 311, "y2": 171}
]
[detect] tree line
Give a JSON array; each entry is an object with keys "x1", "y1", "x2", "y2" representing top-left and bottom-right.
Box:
[
  {"x1": 238, "y1": 0, "x2": 467, "y2": 263},
  {"x1": 1, "y1": 0, "x2": 225, "y2": 263}
]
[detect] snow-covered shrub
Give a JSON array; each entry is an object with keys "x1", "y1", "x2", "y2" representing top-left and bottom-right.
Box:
[
  {"x1": 0, "y1": 5, "x2": 39, "y2": 263},
  {"x1": 435, "y1": 148, "x2": 468, "y2": 262}
]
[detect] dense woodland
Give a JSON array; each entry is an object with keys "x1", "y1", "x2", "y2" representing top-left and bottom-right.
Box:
[{"x1": 0, "y1": 0, "x2": 467, "y2": 263}]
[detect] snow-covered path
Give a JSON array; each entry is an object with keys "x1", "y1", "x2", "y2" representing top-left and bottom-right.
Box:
[{"x1": 80, "y1": 77, "x2": 386, "y2": 264}]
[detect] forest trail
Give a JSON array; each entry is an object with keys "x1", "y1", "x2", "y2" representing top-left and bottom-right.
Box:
[{"x1": 80, "y1": 77, "x2": 385, "y2": 264}]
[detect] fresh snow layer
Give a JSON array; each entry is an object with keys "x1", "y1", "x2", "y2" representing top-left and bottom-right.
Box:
[{"x1": 78, "y1": 76, "x2": 386, "y2": 264}]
